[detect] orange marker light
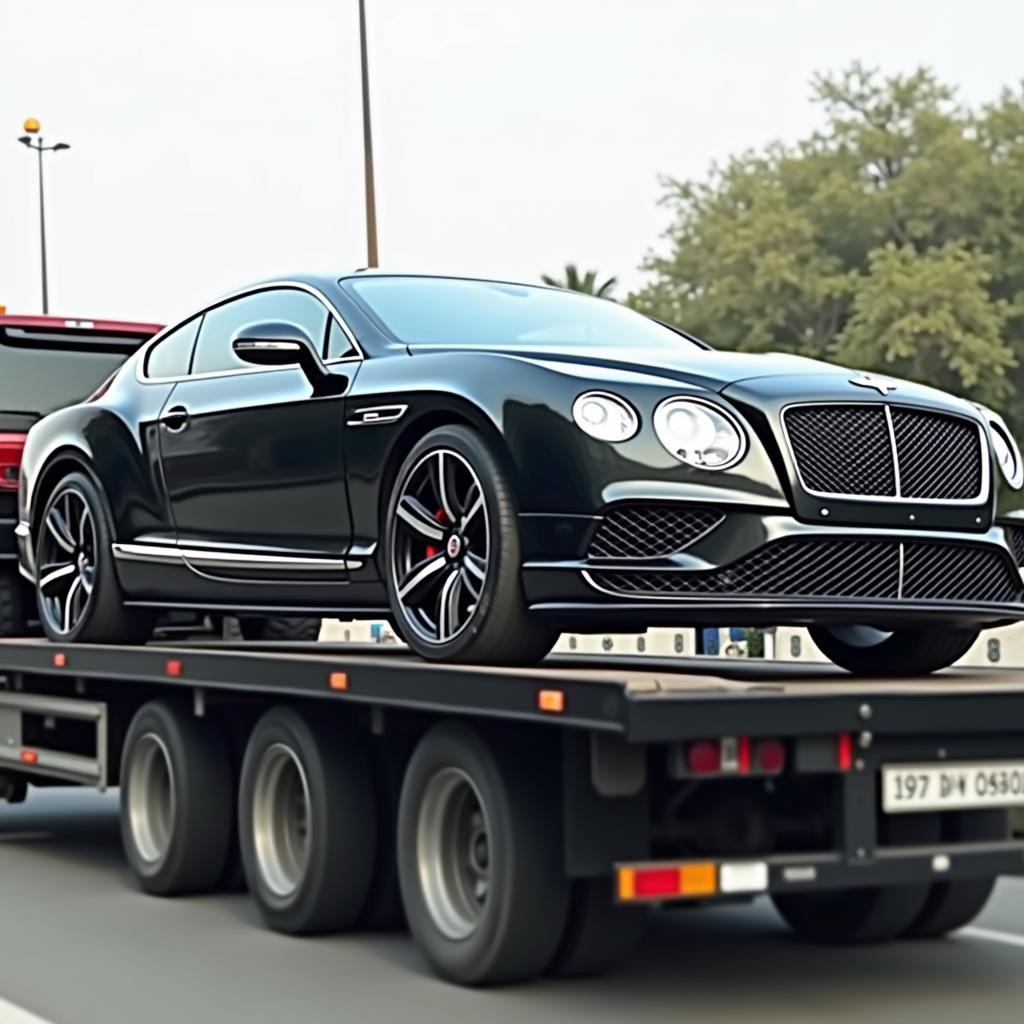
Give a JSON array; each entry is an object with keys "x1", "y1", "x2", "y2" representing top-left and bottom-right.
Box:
[
  {"x1": 53, "y1": 652, "x2": 67, "y2": 668},
  {"x1": 329, "y1": 672, "x2": 349, "y2": 691},
  {"x1": 165, "y1": 659, "x2": 183, "y2": 678},
  {"x1": 537, "y1": 689, "x2": 565, "y2": 714},
  {"x1": 680, "y1": 862, "x2": 718, "y2": 897},
  {"x1": 20, "y1": 750, "x2": 38, "y2": 766}
]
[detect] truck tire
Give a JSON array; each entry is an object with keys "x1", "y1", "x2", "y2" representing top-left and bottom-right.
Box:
[
  {"x1": 547, "y1": 877, "x2": 648, "y2": 977},
  {"x1": 237, "y1": 617, "x2": 322, "y2": 642},
  {"x1": 809, "y1": 626, "x2": 978, "y2": 676},
  {"x1": 773, "y1": 883, "x2": 931, "y2": 944},
  {"x1": 397, "y1": 722, "x2": 570, "y2": 985},
  {"x1": 905, "y1": 810, "x2": 1005, "y2": 938},
  {"x1": 0, "y1": 571, "x2": 25, "y2": 637},
  {"x1": 120, "y1": 700, "x2": 234, "y2": 895},
  {"x1": 239, "y1": 706, "x2": 376, "y2": 935},
  {"x1": 384, "y1": 426, "x2": 557, "y2": 665}
]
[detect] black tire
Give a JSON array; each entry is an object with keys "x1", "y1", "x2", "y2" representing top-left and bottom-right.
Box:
[
  {"x1": 384, "y1": 425, "x2": 557, "y2": 665},
  {"x1": 238, "y1": 617, "x2": 322, "y2": 642},
  {"x1": 547, "y1": 878, "x2": 648, "y2": 977},
  {"x1": 120, "y1": 700, "x2": 234, "y2": 895},
  {"x1": 397, "y1": 722, "x2": 570, "y2": 985},
  {"x1": 809, "y1": 625, "x2": 978, "y2": 676},
  {"x1": 35, "y1": 471, "x2": 152, "y2": 644},
  {"x1": 905, "y1": 810, "x2": 1005, "y2": 938},
  {"x1": 0, "y1": 571, "x2": 25, "y2": 637},
  {"x1": 239, "y1": 706, "x2": 376, "y2": 935},
  {"x1": 773, "y1": 883, "x2": 932, "y2": 944}
]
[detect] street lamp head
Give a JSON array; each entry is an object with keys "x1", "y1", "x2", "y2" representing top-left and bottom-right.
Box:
[
  {"x1": 23, "y1": 118, "x2": 41, "y2": 134},
  {"x1": 18, "y1": 136, "x2": 32, "y2": 147},
  {"x1": 53, "y1": 143, "x2": 70, "y2": 151}
]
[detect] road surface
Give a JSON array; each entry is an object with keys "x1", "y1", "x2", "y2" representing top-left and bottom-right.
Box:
[{"x1": 0, "y1": 789, "x2": 1022, "y2": 1023}]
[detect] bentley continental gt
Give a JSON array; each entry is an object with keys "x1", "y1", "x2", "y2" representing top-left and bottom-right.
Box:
[{"x1": 16, "y1": 272, "x2": 1024, "y2": 672}]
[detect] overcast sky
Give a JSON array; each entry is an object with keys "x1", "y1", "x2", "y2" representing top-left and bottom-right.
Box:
[{"x1": 4, "y1": 0, "x2": 1024, "y2": 324}]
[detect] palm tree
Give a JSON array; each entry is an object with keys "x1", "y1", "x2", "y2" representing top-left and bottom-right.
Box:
[{"x1": 541, "y1": 263, "x2": 617, "y2": 299}]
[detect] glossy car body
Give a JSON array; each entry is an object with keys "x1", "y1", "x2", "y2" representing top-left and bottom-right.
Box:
[{"x1": 15, "y1": 272, "x2": 1024, "y2": 658}]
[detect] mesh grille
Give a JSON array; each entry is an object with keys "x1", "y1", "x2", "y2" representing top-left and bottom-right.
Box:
[
  {"x1": 589, "y1": 505, "x2": 725, "y2": 559},
  {"x1": 1003, "y1": 526, "x2": 1024, "y2": 568},
  {"x1": 891, "y1": 409, "x2": 983, "y2": 500},
  {"x1": 591, "y1": 539, "x2": 1021, "y2": 604},
  {"x1": 785, "y1": 406, "x2": 896, "y2": 496},
  {"x1": 784, "y1": 404, "x2": 984, "y2": 500}
]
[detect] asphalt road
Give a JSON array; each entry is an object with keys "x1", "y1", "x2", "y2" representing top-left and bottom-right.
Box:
[{"x1": 0, "y1": 790, "x2": 1021, "y2": 1024}]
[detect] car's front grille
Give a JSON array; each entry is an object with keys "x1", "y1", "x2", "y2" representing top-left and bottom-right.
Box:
[
  {"x1": 588, "y1": 504, "x2": 725, "y2": 559},
  {"x1": 784, "y1": 404, "x2": 985, "y2": 501},
  {"x1": 1005, "y1": 525, "x2": 1024, "y2": 568},
  {"x1": 590, "y1": 539, "x2": 1022, "y2": 604}
]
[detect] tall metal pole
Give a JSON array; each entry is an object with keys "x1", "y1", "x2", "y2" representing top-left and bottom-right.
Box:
[
  {"x1": 359, "y1": 0, "x2": 379, "y2": 267},
  {"x1": 36, "y1": 142, "x2": 49, "y2": 314}
]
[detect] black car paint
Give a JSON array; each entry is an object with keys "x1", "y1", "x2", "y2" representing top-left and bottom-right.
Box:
[{"x1": 16, "y1": 272, "x2": 1024, "y2": 630}]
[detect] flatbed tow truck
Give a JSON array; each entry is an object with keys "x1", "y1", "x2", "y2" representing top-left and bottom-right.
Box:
[{"x1": 0, "y1": 635, "x2": 1022, "y2": 985}]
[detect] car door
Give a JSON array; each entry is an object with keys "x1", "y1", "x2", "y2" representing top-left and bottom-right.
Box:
[{"x1": 157, "y1": 287, "x2": 355, "y2": 579}]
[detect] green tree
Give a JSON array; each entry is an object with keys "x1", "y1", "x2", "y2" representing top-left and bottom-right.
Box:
[
  {"x1": 631, "y1": 64, "x2": 1024, "y2": 413},
  {"x1": 542, "y1": 263, "x2": 618, "y2": 298}
]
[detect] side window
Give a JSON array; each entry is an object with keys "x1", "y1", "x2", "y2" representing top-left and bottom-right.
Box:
[
  {"x1": 191, "y1": 289, "x2": 330, "y2": 376},
  {"x1": 327, "y1": 319, "x2": 358, "y2": 359},
  {"x1": 144, "y1": 316, "x2": 201, "y2": 379}
]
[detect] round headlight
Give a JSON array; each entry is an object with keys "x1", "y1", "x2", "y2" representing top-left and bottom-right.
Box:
[
  {"x1": 654, "y1": 397, "x2": 746, "y2": 470},
  {"x1": 572, "y1": 391, "x2": 639, "y2": 442},
  {"x1": 988, "y1": 416, "x2": 1024, "y2": 489}
]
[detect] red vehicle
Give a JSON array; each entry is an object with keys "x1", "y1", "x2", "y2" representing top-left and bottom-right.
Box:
[{"x1": 0, "y1": 312, "x2": 162, "y2": 634}]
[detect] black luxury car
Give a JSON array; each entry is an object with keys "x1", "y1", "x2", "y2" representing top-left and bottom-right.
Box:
[{"x1": 15, "y1": 272, "x2": 1024, "y2": 672}]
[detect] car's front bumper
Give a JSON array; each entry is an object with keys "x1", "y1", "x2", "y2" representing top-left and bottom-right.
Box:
[{"x1": 520, "y1": 508, "x2": 1024, "y2": 632}]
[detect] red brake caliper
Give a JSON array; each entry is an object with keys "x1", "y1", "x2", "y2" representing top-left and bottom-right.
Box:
[{"x1": 425, "y1": 507, "x2": 446, "y2": 559}]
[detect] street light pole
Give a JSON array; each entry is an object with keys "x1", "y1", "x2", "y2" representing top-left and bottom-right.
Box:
[
  {"x1": 358, "y1": 0, "x2": 379, "y2": 268},
  {"x1": 17, "y1": 119, "x2": 70, "y2": 315}
]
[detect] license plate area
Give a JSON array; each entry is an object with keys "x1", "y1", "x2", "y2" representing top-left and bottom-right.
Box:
[{"x1": 882, "y1": 760, "x2": 1024, "y2": 814}]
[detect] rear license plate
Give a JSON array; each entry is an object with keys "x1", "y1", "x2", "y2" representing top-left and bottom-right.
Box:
[{"x1": 882, "y1": 761, "x2": 1024, "y2": 814}]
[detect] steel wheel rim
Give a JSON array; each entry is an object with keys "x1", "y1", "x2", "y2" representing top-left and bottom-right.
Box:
[
  {"x1": 37, "y1": 487, "x2": 97, "y2": 636},
  {"x1": 128, "y1": 733, "x2": 175, "y2": 865},
  {"x1": 252, "y1": 743, "x2": 311, "y2": 898},
  {"x1": 390, "y1": 449, "x2": 490, "y2": 645},
  {"x1": 416, "y1": 767, "x2": 491, "y2": 941}
]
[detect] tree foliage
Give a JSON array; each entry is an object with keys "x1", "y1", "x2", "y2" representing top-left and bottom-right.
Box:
[
  {"x1": 632, "y1": 64, "x2": 1024, "y2": 416},
  {"x1": 542, "y1": 263, "x2": 618, "y2": 298}
]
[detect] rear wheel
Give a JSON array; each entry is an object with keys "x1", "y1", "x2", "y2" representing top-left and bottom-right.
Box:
[
  {"x1": 237, "y1": 617, "x2": 322, "y2": 642},
  {"x1": 385, "y1": 426, "x2": 556, "y2": 664},
  {"x1": 809, "y1": 625, "x2": 978, "y2": 676}
]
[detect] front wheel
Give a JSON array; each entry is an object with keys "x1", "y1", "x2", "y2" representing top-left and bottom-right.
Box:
[
  {"x1": 809, "y1": 625, "x2": 978, "y2": 676},
  {"x1": 384, "y1": 426, "x2": 556, "y2": 664}
]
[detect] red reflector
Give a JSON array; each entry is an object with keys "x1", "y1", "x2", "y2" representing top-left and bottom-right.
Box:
[
  {"x1": 20, "y1": 750, "x2": 38, "y2": 766},
  {"x1": 756, "y1": 739, "x2": 786, "y2": 774},
  {"x1": 0, "y1": 433, "x2": 26, "y2": 493},
  {"x1": 633, "y1": 867, "x2": 681, "y2": 898},
  {"x1": 738, "y1": 735, "x2": 751, "y2": 774},
  {"x1": 53, "y1": 652, "x2": 67, "y2": 668},
  {"x1": 837, "y1": 733, "x2": 854, "y2": 772},
  {"x1": 166, "y1": 659, "x2": 183, "y2": 678},
  {"x1": 687, "y1": 740, "x2": 721, "y2": 774}
]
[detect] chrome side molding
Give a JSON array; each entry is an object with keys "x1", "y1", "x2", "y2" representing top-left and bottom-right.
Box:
[
  {"x1": 112, "y1": 543, "x2": 361, "y2": 572},
  {"x1": 346, "y1": 404, "x2": 408, "y2": 427}
]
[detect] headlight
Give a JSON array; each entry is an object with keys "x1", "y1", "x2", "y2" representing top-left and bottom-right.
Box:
[
  {"x1": 986, "y1": 413, "x2": 1024, "y2": 489},
  {"x1": 653, "y1": 397, "x2": 747, "y2": 470},
  {"x1": 572, "y1": 391, "x2": 639, "y2": 442}
]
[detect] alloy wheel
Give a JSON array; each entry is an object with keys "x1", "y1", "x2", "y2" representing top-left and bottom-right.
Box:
[
  {"x1": 390, "y1": 449, "x2": 490, "y2": 645},
  {"x1": 37, "y1": 487, "x2": 97, "y2": 636}
]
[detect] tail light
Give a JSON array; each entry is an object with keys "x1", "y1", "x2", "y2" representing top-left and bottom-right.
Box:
[
  {"x1": 0, "y1": 433, "x2": 26, "y2": 492},
  {"x1": 683, "y1": 736, "x2": 787, "y2": 776}
]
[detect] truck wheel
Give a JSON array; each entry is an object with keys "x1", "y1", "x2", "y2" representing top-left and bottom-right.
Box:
[
  {"x1": 238, "y1": 617, "x2": 322, "y2": 642},
  {"x1": 773, "y1": 883, "x2": 931, "y2": 944},
  {"x1": 35, "y1": 471, "x2": 153, "y2": 644},
  {"x1": 384, "y1": 426, "x2": 557, "y2": 665},
  {"x1": 397, "y1": 722, "x2": 570, "y2": 985},
  {"x1": 120, "y1": 700, "x2": 233, "y2": 895},
  {"x1": 239, "y1": 706, "x2": 376, "y2": 934},
  {"x1": 547, "y1": 878, "x2": 648, "y2": 977},
  {"x1": 809, "y1": 626, "x2": 978, "y2": 676},
  {"x1": 0, "y1": 571, "x2": 25, "y2": 637},
  {"x1": 905, "y1": 810, "x2": 1005, "y2": 938}
]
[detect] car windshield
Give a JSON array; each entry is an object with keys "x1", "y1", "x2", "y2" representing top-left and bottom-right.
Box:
[{"x1": 347, "y1": 276, "x2": 701, "y2": 350}]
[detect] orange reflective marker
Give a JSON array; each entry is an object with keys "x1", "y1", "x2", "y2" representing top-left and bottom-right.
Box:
[
  {"x1": 329, "y1": 672, "x2": 349, "y2": 691},
  {"x1": 680, "y1": 862, "x2": 718, "y2": 897},
  {"x1": 537, "y1": 689, "x2": 565, "y2": 714},
  {"x1": 20, "y1": 750, "x2": 38, "y2": 766},
  {"x1": 166, "y1": 659, "x2": 183, "y2": 678},
  {"x1": 53, "y1": 652, "x2": 67, "y2": 668}
]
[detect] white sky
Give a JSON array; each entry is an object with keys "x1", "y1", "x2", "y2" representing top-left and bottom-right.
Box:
[{"x1": 3, "y1": 0, "x2": 1024, "y2": 324}]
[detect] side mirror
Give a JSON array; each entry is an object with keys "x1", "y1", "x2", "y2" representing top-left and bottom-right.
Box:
[{"x1": 231, "y1": 321, "x2": 336, "y2": 391}]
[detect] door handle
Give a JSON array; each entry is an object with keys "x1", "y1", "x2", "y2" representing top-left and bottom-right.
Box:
[{"x1": 160, "y1": 406, "x2": 189, "y2": 432}]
